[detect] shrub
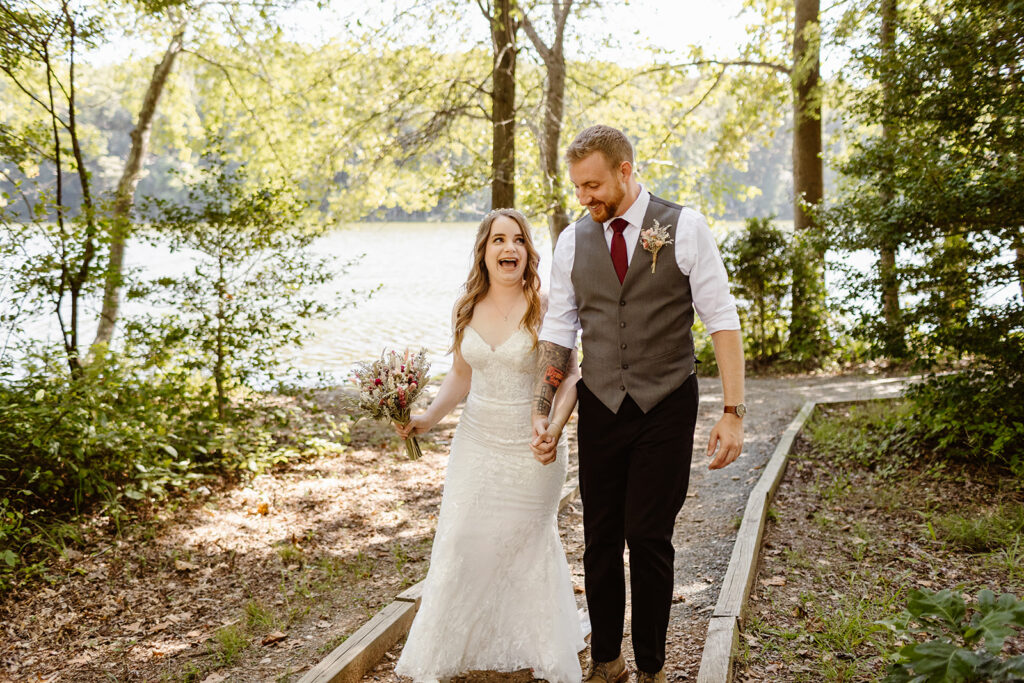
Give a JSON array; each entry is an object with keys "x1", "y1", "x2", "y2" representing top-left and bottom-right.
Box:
[{"x1": 879, "y1": 588, "x2": 1024, "y2": 682}]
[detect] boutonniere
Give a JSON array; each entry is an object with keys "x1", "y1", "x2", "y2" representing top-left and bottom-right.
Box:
[{"x1": 640, "y1": 220, "x2": 673, "y2": 274}]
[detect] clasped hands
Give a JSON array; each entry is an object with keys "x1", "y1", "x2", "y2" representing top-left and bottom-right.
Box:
[{"x1": 530, "y1": 415, "x2": 560, "y2": 466}]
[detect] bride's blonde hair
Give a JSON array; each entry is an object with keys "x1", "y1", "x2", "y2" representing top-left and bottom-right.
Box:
[{"x1": 451, "y1": 208, "x2": 543, "y2": 354}]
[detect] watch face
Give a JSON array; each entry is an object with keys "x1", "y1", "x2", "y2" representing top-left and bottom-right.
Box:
[{"x1": 736, "y1": 403, "x2": 747, "y2": 417}]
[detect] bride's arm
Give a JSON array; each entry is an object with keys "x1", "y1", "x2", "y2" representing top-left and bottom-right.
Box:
[{"x1": 395, "y1": 348, "x2": 471, "y2": 437}]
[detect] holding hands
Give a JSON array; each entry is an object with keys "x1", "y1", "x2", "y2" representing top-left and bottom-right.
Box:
[{"x1": 530, "y1": 415, "x2": 561, "y2": 466}]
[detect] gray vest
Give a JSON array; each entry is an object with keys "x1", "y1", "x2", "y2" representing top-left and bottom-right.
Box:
[{"x1": 571, "y1": 194, "x2": 695, "y2": 413}]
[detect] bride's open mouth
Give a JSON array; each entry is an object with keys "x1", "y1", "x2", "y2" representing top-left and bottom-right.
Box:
[{"x1": 498, "y1": 257, "x2": 519, "y2": 271}]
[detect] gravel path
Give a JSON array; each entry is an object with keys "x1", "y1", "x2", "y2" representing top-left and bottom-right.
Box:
[{"x1": 363, "y1": 374, "x2": 912, "y2": 682}]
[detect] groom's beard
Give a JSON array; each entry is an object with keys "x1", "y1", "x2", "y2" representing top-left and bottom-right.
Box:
[{"x1": 585, "y1": 184, "x2": 626, "y2": 223}]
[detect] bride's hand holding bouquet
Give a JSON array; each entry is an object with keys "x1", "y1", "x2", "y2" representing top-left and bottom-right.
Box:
[{"x1": 354, "y1": 348, "x2": 430, "y2": 460}]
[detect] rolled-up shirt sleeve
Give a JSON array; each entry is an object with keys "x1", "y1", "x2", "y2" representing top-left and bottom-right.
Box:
[
  {"x1": 676, "y1": 208, "x2": 741, "y2": 334},
  {"x1": 539, "y1": 224, "x2": 581, "y2": 349}
]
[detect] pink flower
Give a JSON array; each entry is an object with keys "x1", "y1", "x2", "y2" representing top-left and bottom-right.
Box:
[{"x1": 374, "y1": 378, "x2": 383, "y2": 386}]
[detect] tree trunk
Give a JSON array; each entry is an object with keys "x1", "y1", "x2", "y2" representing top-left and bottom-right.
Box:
[
  {"x1": 789, "y1": 0, "x2": 827, "y2": 362},
  {"x1": 489, "y1": 0, "x2": 517, "y2": 210},
  {"x1": 91, "y1": 31, "x2": 185, "y2": 354},
  {"x1": 878, "y1": 0, "x2": 904, "y2": 356},
  {"x1": 521, "y1": 1, "x2": 572, "y2": 243}
]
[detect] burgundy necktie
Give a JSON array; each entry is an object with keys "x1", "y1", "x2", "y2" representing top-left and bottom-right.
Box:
[{"x1": 610, "y1": 217, "x2": 629, "y2": 284}]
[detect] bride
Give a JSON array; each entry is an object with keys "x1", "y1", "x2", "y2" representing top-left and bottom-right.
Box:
[{"x1": 393, "y1": 208, "x2": 585, "y2": 683}]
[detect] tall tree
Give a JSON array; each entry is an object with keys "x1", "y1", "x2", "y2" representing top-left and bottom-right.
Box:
[
  {"x1": 0, "y1": 0, "x2": 101, "y2": 377},
  {"x1": 483, "y1": 0, "x2": 519, "y2": 209},
  {"x1": 789, "y1": 0, "x2": 828, "y2": 360},
  {"x1": 520, "y1": 0, "x2": 572, "y2": 241},
  {"x1": 876, "y1": 0, "x2": 904, "y2": 355},
  {"x1": 92, "y1": 22, "x2": 186, "y2": 354}
]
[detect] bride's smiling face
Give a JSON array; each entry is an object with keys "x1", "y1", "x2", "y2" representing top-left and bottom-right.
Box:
[{"x1": 484, "y1": 215, "x2": 528, "y2": 286}]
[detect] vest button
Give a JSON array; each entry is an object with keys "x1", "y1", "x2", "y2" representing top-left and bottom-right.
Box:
[
  {"x1": 620, "y1": 343, "x2": 627, "y2": 349},
  {"x1": 622, "y1": 363, "x2": 629, "y2": 370},
  {"x1": 619, "y1": 322, "x2": 626, "y2": 328},
  {"x1": 619, "y1": 385, "x2": 626, "y2": 391},
  {"x1": 619, "y1": 300, "x2": 626, "y2": 306}
]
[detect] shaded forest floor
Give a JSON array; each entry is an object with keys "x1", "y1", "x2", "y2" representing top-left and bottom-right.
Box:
[{"x1": 738, "y1": 403, "x2": 1024, "y2": 681}]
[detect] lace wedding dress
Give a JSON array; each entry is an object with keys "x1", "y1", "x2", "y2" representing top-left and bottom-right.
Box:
[{"x1": 395, "y1": 326, "x2": 585, "y2": 683}]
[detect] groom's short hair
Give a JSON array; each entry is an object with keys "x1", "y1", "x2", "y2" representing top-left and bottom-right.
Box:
[{"x1": 566, "y1": 125, "x2": 634, "y2": 169}]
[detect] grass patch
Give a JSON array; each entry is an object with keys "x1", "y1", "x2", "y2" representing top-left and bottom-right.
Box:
[
  {"x1": 208, "y1": 624, "x2": 247, "y2": 666},
  {"x1": 738, "y1": 400, "x2": 1024, "y2": 682},
  {"x1": 931, "y1": 502, "x2": 1024, "y2": 553}
]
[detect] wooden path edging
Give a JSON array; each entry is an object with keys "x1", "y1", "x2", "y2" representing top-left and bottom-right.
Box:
[
  {"x1": 695, "y1": 400, "x2": 817, "y2": 683},
  {"x1": 298, "y1": 477, "x2": 581, "y2": 682}
]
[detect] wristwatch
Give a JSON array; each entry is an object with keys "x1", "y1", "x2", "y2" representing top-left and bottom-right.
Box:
[{"x1": 724, "y1": 403, "x2": 746, "y2": 418}]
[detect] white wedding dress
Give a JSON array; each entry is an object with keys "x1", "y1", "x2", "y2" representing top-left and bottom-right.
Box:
[{"x1": 395, "y1": 326, "x2": 585, "y2": 683}]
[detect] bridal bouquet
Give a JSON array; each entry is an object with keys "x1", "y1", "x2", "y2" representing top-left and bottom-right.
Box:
[{"x1": 354, "y1": 348, "x2": 430, "y2": 460}]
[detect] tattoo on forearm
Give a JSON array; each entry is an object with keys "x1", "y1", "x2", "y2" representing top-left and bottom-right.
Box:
[
  {"x1": 534, "y1": 342, "x2": 571, "y2": 417},
  {"x1": 544, "y1": 365, "x2": 565, "y2": 387}
]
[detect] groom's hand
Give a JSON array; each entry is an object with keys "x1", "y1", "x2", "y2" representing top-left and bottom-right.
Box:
[
  {"x1": 531, "y1": 415, "x2": 557, "y2": 465},
  {"x1": 707, "y1": 414, "x2": 743, "y2": 469}
]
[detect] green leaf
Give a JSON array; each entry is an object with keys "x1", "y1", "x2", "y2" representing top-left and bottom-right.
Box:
[
  {"x1": 161, "y1": 444, "x2": 178, "y2": 458},
  {"x1": 2, "y1": 549, "x2": 17, "y2": 567},
  {"x1": 902, "y1": 639, "x2": 981, "y2": 680},
  {"x1": 907, "y1": 589, "x2": 968, "y2": 635}
]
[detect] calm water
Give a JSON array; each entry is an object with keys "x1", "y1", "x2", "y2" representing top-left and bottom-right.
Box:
[
  {"x1": 282, "y1": 221, "x2": 557, "y2": 378},
  {"x1": 8, "y1": 222, "x2": 558, "y2": 380},
  {"x1": 11, "y1": 219, "x2": 875, "y2": 383}
]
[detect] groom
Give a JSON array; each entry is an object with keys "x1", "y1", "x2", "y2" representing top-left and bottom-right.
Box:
[{"x1": 532, "y1": 125, "x2": 745, "y2": 683}]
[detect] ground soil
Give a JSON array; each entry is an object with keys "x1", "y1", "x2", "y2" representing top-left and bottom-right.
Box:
[
  {"x1": 737, "y1": 404, "x2": 1024, "y2": 682},
  {"x1": 0, "y1": 374, "x2": 911, "y2": 683}
]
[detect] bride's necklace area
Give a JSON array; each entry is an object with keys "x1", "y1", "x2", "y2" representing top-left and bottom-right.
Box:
[{"x1": 492, "y1": 297, "x2": 517, "y2": 321}]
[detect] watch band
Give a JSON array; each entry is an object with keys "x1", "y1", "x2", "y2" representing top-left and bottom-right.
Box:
[{"x1": 724, "y1": 403, "x2": 746, "y2": 418}]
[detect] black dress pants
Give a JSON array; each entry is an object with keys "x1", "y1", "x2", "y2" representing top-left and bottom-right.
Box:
[{"x1": 577, "y1": 374, "x2": 699, "y2": 674}]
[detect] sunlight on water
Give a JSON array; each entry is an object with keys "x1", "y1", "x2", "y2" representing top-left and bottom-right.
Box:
[{"x1": 287, "y1": 222, "x2": 555, "y2": 379}]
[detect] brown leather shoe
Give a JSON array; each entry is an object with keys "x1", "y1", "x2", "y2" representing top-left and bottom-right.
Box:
[
  {"x1": 636, "y1": 669, "x2": 666, "y2": 683},
  {"x1": 585, "y1": 653, "x2": 628, "y2": 683}
]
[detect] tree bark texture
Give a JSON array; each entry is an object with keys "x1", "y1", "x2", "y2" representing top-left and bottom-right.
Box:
[
  {"x1": 91, "y1": 31, "x2": 185, "y2": 354},
  {"x1": 521, "y1": 1, "x2": 572, "y2": 243},
  {"x1": 789, "y1": 0, "x2": 827, "y2": 361},
  {"x1": 489, "y1": 0, "x2": 517, "y2": 210},
  {"x1": 878, "y1": 0, "x2": 904, "y2": 355}
]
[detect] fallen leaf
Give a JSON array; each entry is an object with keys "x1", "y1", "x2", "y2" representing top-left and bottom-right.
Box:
[
  {"x1": 261, "y1": 630, "x2": 287, "y2": 646},
  {"x1": 174, "y1": 559, "x2": 200, "y2": 571},
  {"x1": 257, "y1": 503, "x2": 269, "y2": 515},
  {"x1": 760, "y1": 576, "x2": 787, "y2": 587}
]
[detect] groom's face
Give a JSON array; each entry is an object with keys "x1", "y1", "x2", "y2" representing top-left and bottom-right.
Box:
[{"x1": 569, "y1": 151, "x2": 629, "y2": 224}]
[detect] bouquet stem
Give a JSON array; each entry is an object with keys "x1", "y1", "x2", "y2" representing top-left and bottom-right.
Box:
[{"x1": 404, "y1": 436, "x2": 422, "y2": 460}]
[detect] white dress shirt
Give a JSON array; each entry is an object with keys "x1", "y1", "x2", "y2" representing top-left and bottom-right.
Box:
[{"x1": 540, "y1": 187, "x2": 741, "y2": 349}]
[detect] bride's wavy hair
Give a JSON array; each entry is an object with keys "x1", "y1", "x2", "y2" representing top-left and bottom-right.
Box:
[{"x1": 451, "y1": 208, "x2": 543, "y2": 354}]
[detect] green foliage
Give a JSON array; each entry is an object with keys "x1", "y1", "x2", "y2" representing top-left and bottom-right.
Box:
[
  {"x1": 827, "y1": 0, "x2": 1023, "y2": 361},
  {"x1": 879, "y1": 588, "x2": 1024, "y2": 682},
  {"x1": 136, "y1": 149, "x2": 336, "y2": 419},
  {"x1": 903, "y1": 366, "x2": 1024, "y2": 478},
  {"x1": 932, "y1": 504, "x2": 1024, "y2": 554},
  {"x1": 721, "y1": 216, "x2": 790, "y2": 367},
  {"x1": 805, "y1": 400, "x2": 916, "y2": 475}
]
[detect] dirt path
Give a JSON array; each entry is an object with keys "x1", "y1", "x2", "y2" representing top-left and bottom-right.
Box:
[
  {"x1": 362, "y1": 374, "x2": 912, "y2": 683},
  {"x1": 0, "y1": 374, "x2": 910, "y2": 683}
]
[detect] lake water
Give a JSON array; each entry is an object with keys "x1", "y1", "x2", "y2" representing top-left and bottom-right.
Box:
[{"x1": 8, "y1": 219, "x2": 874, "y2": 383}]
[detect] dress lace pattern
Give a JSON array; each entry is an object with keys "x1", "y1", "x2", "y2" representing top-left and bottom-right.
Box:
[{"x1": 394, "y1": 327, "x2": 585, "y2": 683}]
